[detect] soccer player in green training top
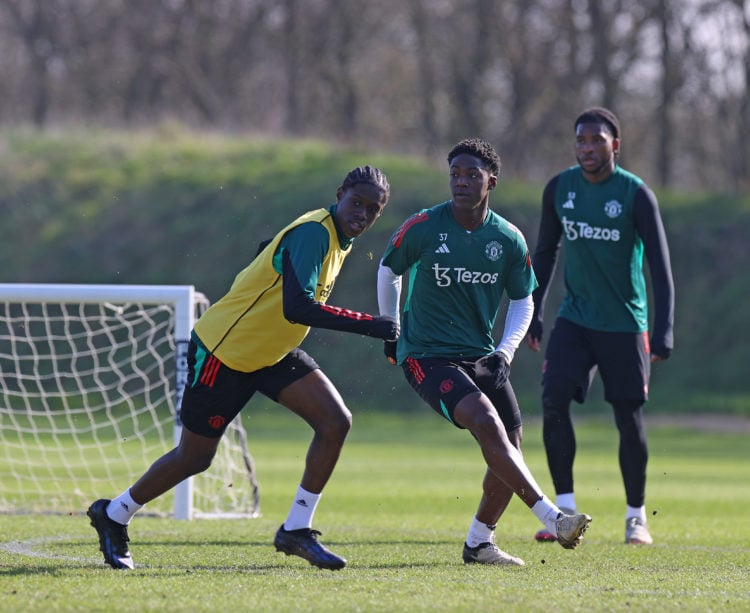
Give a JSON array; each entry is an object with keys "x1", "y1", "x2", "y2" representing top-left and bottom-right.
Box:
[
  {"x1": 525, "y1": 107, "x2": 675, "y2": 546},
  {"x1": 377, "y1": 138, "x2": 591, "y2": 567},
  {"x1": 88, "y1": 166, "x2": 399, "y2": 571}
]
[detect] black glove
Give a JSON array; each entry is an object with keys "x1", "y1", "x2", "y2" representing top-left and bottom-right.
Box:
[
  {"x1": 650, "y1": 340, "x2": 672, "y2": 361},
  {"x1": 384, "y1": 340, "x2": 397, "y2": 365},
  {"x1": 527, "y1": 318, "x2": 543, "y2": 344},
  {"x1": 367, "y1": 315, "x2": 400, "y2": 341},
  {"x1": 474, "y1": 351, "x2": 511, "y2": 389}
]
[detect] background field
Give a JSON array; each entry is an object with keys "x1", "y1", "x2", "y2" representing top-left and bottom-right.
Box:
[
  {"x1": 1, "y1": 129, "x2": 749, "y2": 418},
  {"x1": 1, "y1": 128, "x2": 748, "y2": 610},
  {"x1": 1, "y1": 412, "x2": 748, "y2": 612}
]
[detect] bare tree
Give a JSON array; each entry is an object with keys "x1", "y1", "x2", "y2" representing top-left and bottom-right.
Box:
[
  {"x1": 656, "y1": 0, "x2": 681, "y2": 186},
  {"x1": 406, "y1": 0, "x2": 440, "y2": 151},
  {"x1": 734, "y1": 0, "x2": 750, "y2": 191},
  {"x1": 0, "y1": 0, "x2": 62, "y2": 125},
  {"x1": 0, "y1": 0, "x2": 746, "y2": 191}
]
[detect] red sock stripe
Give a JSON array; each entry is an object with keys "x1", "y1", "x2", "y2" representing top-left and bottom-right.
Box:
[
  {"x1": 406, "y1": 356, "x2": 425, "y2": 384},
  {"x1": 200, "y1": 355, "x2": 221, "y2": 387}
]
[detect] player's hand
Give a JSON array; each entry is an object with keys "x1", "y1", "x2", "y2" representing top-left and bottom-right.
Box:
[
  {"x1": 525, "y1": 333, "x2": 540, "y2": 352},
  {"x1": 384, "y1": 340, "x2": 397, "y2": 365},
  {"x1": 650, "y1": 340, "x2": 672, "y2": 362},
  {"x1": 369, "y1": 315, "x2": 400, "y2": 341},
  {"x1": 525, "y1": 319, "x2": 543, "y2": 351},
  {"x1": 474, "y1": 351, "x2": 511, "y2": 389}
]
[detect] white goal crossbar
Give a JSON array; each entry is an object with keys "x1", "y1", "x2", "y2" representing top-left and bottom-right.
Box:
[{"x1": 0, "y1": 283, "x2": 259, "y2": 519}]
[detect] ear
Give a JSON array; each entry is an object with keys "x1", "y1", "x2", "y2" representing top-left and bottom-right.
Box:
[
  {"x1": 612, "y1": 137, "x2": 621, "y2": 155},
  {"x1": 336, "y1": 186, "x2": 344, "y2": 201},
  {"x1": 488, "y1": 174, "x2": 498, "y2": 190}
]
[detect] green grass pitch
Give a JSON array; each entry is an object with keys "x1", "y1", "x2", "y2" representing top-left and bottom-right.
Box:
[{"x1": 1, "y1": 411, "x2": 748, "y2": 612}]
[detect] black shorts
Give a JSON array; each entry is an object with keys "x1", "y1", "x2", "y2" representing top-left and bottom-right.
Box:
[
  {"x1": 543, "y1": 317, "x2": 650, "y2": 404},
  {"x1": 179, "y1": 338, "x2": 319, "y2": 438},
  {"x1": 402, "y1": 356, "x2": 522, "y2": 432}
]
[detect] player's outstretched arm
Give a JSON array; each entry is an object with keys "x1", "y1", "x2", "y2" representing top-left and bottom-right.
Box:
[{"x1": 281, "y1": 250, "x2": 398, "y2": 340}]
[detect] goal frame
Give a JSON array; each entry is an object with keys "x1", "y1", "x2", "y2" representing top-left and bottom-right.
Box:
[{"x1": 2, "y1": 283, "x2": 202, "y2": 520}]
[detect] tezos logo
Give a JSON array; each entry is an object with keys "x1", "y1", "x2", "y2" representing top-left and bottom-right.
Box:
[
  {"x1": 485, "y1": 241, "x2": 503, "y2": 261},
  {"x1": 562, "y1": 216, "x2": 620, "y2": 242},
  {"x1": 432, "y1": 264, "x2": 499, "y2": 287}
]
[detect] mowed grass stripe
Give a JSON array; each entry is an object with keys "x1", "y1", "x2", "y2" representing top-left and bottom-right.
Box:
[{"x1": 1, "y1": 413, "x2": 748, "y2": 612}]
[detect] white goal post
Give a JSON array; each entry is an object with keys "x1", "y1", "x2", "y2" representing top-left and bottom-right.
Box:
[{"x1": 0, "y1": 283, "x2": 259, "y2": 519}]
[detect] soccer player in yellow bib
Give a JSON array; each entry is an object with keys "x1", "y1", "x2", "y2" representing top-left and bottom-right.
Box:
[{"x1": 88, "y1": 166, "x2": 398, "y2": 571}]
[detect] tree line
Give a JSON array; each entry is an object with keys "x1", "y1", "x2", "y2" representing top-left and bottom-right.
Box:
[{"x1": 0, "y1": 0, "x2": 748, "y2": 193}]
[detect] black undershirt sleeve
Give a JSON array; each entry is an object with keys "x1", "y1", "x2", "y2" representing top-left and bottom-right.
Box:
[
  {"x1": 633, "y1": 185, "x2": 675, "y2": 358},
  {"x1": 280, "y1": 244, "x2": 398, "y2": 341},
  {"x1": 528, "y1": 175, "x2": 563, "y2": 341}
]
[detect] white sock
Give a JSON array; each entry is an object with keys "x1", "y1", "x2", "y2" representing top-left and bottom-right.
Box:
[
  {"x1": 626, "y1": 505, "x2": 647, "y2": 522},
  {"x1": 107, "y1": 489, "x2": 143, "y2": 525},
  {"x1": 531, "y1": 496, "x2": 561, "y2": 536},
  {"x1": 466, "y1": 517, "x2": 495, "y2": 548},
  {"x1": 556, "y1": 493, "x2": 577, "y2": 513},
  {"x1": 283, "y1": 486, "x2": 321, "y2": 531}
]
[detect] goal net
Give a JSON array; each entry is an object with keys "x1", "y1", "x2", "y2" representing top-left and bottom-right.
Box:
[{"x1": 0, "y1": 283, "x2": 259, "y2": 519}]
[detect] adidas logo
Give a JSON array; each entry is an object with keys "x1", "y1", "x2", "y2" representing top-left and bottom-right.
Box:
[
  {"x1": 295, "y1": 499, "x2": 309, "y2": 507},
  {"x1": 435, "y1": 243, "x2": 450, "y2": 254},
  {"x1": 562, "y1": 199, "x2": 575, "y2": 209},
  {"x1": 120, "y1": 501, "x2": 130, "y2": 511}
]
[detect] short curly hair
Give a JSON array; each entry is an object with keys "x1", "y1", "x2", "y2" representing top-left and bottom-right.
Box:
[
  {"x1": 575, "y1": 107, "x2": 621, "y2": 140},
  {"x1": 447, "y1": 138, "x2": 501, "y2": 176}
]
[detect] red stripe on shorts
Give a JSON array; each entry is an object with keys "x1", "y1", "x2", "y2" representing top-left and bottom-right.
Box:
[
  {"x1": 200, "y1": 355, "x2": 221, "y2": 387},
  {"x1": 406, "y1": 356, "x2": 425, "y2": 384}
]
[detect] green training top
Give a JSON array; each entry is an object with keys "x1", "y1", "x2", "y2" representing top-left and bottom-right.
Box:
[
  {"x1": 381, "y1": 201, "x2": 537, "y2": 363},
  {"x1": 554, "y1": 165, "x2": 648, "y2": 332}
]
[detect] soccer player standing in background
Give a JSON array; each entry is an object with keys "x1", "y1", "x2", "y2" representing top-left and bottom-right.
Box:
[
  {"x1": 378, "y1": 138, "x2": 591, "y2": 567},
  {"x1": 88, "y1": 166, "x2": 398, "y2": 571},
  {"x1": 525, "y1": 107, "x2": 675, "y2": 545}
]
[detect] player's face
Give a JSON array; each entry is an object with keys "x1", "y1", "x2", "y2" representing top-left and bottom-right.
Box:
[
  {"x1": 335, "y1": 183, "x2": 388, "y2": 239},
  {"x1": 575, "y1": 122, "x2": 619, "y2": 183},
  {"x1": 449, "y1": 154, "x2": 496, "y2": 210}
]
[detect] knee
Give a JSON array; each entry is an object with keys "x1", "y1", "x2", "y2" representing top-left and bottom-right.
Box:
[
  {"x1": 542, "y1": 377, "x2": 577, "y2": 415},
  {"x1": 467, "y1": 409, "x2": 505, "y2": 440},
  {"x1": 336, "y1": 408, "x2": 353, "y2": 437},
  {"x1": 318, "y1": 406, "x2": 352, "y2": 441},
  {"x1": 613, "y1": 402, "x2": 645, "y2": 438}
]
